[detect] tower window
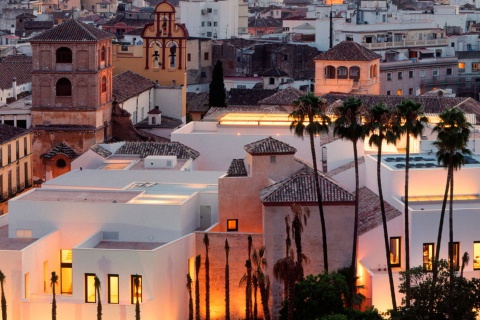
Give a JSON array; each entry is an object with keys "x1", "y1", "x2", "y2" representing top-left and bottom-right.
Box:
[
  {"x1": 56, "y1": 78, "x2": 72, "y2": 96},
  {"x1": 101, "y1": 46, "x2": 106, "y2": 62},
  {"x1": 101, "y1": 76, "x2": 107, "y2": 93},
  {"x1": 56, "y1": 47, "x2": 72, "y2": 63}
]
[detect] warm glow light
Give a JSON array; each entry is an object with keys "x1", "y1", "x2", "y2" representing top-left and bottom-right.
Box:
[
  {"x1": 406, "y1": 194, "x2": 480, "y2": 203},
  {"x1": 218, "y1": 113, "x2": 335, "y2": 126}
]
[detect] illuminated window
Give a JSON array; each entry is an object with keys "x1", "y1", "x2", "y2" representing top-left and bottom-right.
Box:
[
  {"x1": 423, "y1": 243, "x2": 434, "y2": 271},
  {"x1": 108, "y1": 274, "x2": 119, "y2": 304},
  {"x1": 227, "y1": 219, "x2": 238, "y2": 232},
  {"x1": 474, "y1": 242, "x2": 480, "y2": 270},
  {"x1": 390, "y1": 237, "x2": 401, "y2": 267},
  {"x1": 458, "y1": 62, "x2": 465, "y2": 69},
  {"x1": 397, "y1": 89, "x2": 403, "y2": 96},
  {"x1": 472, "y1": 63, "x2": 480, "y2": 72},
  {"x1": 85, "y1": 274, "x2": 96, "y2": 303},
  {"x1": 449, "y1": 242, "x2": 460, "y2": 271},
  {"x1": 60, "y1": 250, "x2": 73, "y2": 294},
  {"x1": 131, "y1": 275, "x2": 142, "y2": 304}
]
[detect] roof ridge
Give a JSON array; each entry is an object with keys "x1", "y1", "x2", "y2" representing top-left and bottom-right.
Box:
[{"x1": 74, "y1": 19, "x2": 99, "y2": 40}]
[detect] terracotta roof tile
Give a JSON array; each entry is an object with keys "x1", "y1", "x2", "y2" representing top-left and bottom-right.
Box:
[
  {"x1": 260, "y1": 165, "x2": 355, "y2": 204},
  {"x1": 90, "y1": 144, "x2": 112, "y2": 158},
  {"x1": 326, "y1": 157, "x2": 365, "y2": 177},
  {"x1": 244, "y1": 136, "x2": 296, "y2": 155},
  {"x1": 42, "y1": 142, "x2": 78, "y2": 159},
  {"x1": 248, "y1": 16, "x2": 282, "y2": 28},
  {"x1": 30, "y1": 19, "x2": 114, "y2": 42},
  {"x1": 358, "y1": 187, "x2": 402, "y2": 235},
  {"x1": 228, "y1": 88, "x2": 278, "y2": 106},
  {"x1": 262, "y1": 67, "x2": 289, "y2": 77},
  {"x1": 115, "y1": 141, "x2": 200, "y2": 159},
  {"x1": 23, "y1": 20, "x2": 54, "y2": 30},
  {"x1": 0, "y1": 124, "x2": 29, "y2": 144},
  {"x1": 315, "y1": 41, "x2": 381, "y2": 61},
  {"x1": 112, "y1": 70, "x2": 155, "y2": 103},
  {"x1": 0, "y1": 55, "x2": 31, "y2": 90},
  {"x1": 226, "y1": 159, "x2": 248, "y2": 177},
  {"x1": 259, "y1": 86, "x2": 306, "y2": 105},
  {"x1": 186, "y1": 92, "x2": 210, "y2": 113}
]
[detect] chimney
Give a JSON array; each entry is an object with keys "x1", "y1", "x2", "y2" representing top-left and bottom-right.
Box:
[{"x1": 12, "y1": 77, "x2": 17, "y2": 100}]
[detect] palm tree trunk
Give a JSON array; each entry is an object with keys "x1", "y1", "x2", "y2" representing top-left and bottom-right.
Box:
[
  {"x1": 205, "y1": 250, "x2": 210, "y2": 320},
  {"x1": 309, "y1": 132, "x2": 328, "y2": 272},
  {"x1": 404, "y1": 132, "x2": 411, "y2": 308},
  {"x1": 448, "y1": 168, "x2": 454, "y2": 320},
  {"x1": 195, "y1": 256, "x2": 201, "y2": 320},
  {"x1": 0, "y1": 281, "x2": 6, "y2": 320},
  {"x1": 97, "y1": 287, "x2": 102, "y2": 320},
  {"x1": 377, "y1": 143, "x2": 397, "y2": 310},
  {"x1": 259, "y1": 279, "x2": 270, "y2": 320},
  {"x1": 52, "y1": 283, "x2": 56, "y2": 320},
  {"x1": 225, "y1": 240, "x2": 230, "y2": 320},
  {"x1": 349, "y1": 139, "x2": 359, "y2": 307},
  {"x1": 253, "y1": 280, "x2": 258, "y2": 320}
]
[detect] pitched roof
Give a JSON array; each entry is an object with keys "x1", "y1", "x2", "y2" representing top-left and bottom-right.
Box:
[
  {"x1": 0, "y1": 55, "x2": 32, "y2": 90},
  {"x1": 16, "y1": 13, "x2": 36, "y2": 18},
  {"x1": 262, "y1": 67, "x2": 289, "y2": 77},
  {"x1": 326, "y1": 157, "x2": 365, "y2": 178},
  {"x1": 358, "y1": 187, "x2": 402, "y2": 235},
  {"x1": 186, "y1": 92, "x2": 210, "y2": 113},
  {"x1": 259, "y1": 86, "x2": 305, "y2": 105},
  {"x1": 244, "y1": 136, "x2": 297, "y2": 155},
  {"x1": 90, "y1": 144, "x2": 112, "y2": 158},
  {"x1": 112, "y1": 71, "x2": 155, "y2": 103},
  {"x1": 0, "y1": 124, "x2": 29, "y2": 144},
  {"x1": 226, "y1": 159, "x2": 248, "y2": 177},
  {"x1": 30, "y1": 19, "x2": 114, "y2": 42},
  {"x1": 114, "y1": 141, "x2": 200, "y2": 159},
  {"x1": 315, "y1": 41, "x2": 381, "y2": 61},
  {"x1": 24, "y1": 20, "x2": 54, "y2": 30},
  {"x1": 248, "y1": 16, "x2": 282, "y2": 28},
  {"x1": 323, "y1": 93, "x2": 480, "y2": 123},
  {"x1": 42, "y1": 142, "x2": 78, "y2": 159},
  {"x1": 260, "y1": 165, "x2": 355, "y2": 204},
  {"x1": 228, "y1": 88, "x2": 278, "y2": 106}
]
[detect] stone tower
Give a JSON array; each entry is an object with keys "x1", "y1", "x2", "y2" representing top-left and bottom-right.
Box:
[{"x1": 30, "y1": 19, "x2": 115, "y2": 180}]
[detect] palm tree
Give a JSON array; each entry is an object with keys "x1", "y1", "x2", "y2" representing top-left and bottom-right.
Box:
[
  {"x1": 203, "y1": 234, "x2": 210, "y2": 320},
  {"x1": 290, "y1": 204, "x2": 310, "y2": 280},
  {"x1": 366, "y1": 103, "x2": 401, "y2": 311},
  {"x1": 94, "y1": 275, "x2": 102, "y2": 320},
  {"x1": 460, "y1": 252, "x2": 469, "y2": 278},
  {"x1": 195, "y1": 255, "x2": 201, "y2": 320},
  {"x1": 225, "y1": 238, "x2": 231, "y2": 320},
  {"x1": 333, "y1": 96, "x2": 367, "y2": 305},
  {"x1": 396, "y1": 99, "x2": 428, "y2": 307},
  {"x1": 245, "y1": 235, "x2": 253, "y2": 320},
  {"x1": 50, "y1": 271, "x2": 58, "y2": 320},
  {"x1": 289, "y1": 93, "x2": 331, "y2": 272},
  {"x1": 0, "y1": 270, "x2": 6, "y2": 320},
  {"x1": 252, "y1": 247, "x2": 270, "y2": 320},
  {"x1": 432, "y1": 107, "x2": 472, "y2": 316},
  {"x1": 187, "y1": 274, "x2": 194, "y2": 320},
  {"x1": 133, "y1": 274, "x2": 141, "y2": 320}
]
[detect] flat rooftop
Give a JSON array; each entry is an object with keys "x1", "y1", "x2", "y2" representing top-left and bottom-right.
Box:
[
  {"x1": 94, "y1": 241, "x2": 165, "y2": 250},
  {"x1": 18, "y1": 189, "x2": 142, "y2": 203},
  {"x1": 0, "y1": 225, "x2": 37, "y2": 250},
  {"x1": 381, "y1": 154, "x2": 480, "y2": 170},
  {"x1": 98, "y1": 156, "x2": 188, "y2": 171}
]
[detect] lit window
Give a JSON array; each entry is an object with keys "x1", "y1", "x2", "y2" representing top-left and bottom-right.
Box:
[
  {"x1": 227, "y1": 219, "x2": 238, "y2": 232},
  {"x1": 472, "y1": 63, "x2": 480, "y2": 72},
  {"x1": 131, "y1": 275, "x2": 142, "y2": 304},
  {"x1": 390, "y1": 237, "x2": 401, "y2": 267},
  {"x1": 458, "y1": 62, "x2": 465, "y2": 69},
  {"x1": 108, "y1": 274, "x2": 119, "y2": 304},
  {"x1": 85, "y1": 274, "x2": 96, "y2": 303},
  {"x1": 449, "y1": 242, "x2": 460, "y2": 271},
  {"x1": 423, "y1": 243, "x2": 434, "y2": 271},
  {"x1": 61, "y1": 249, "x2": 73, "y2": 294},
  {"x1": 397, "y1": 89, "x2": 403, "y2": 96}
]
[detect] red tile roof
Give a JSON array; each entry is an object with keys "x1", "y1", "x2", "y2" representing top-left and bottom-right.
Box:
[
  {"x1": 42, "y1": 142, "x2": 78, "y2": 159},
  {"x1": 315, "y1": 41, "x2": 381, "y2": 61},
  {"x1": 113, "y1": 70, "x2": 155, "y2": 103},
  {"x1": 30, "y1": 19, "x2": 114, "y2": 42},
  {"x1": 0, "y1": 124, "x2": 30, "y2": 144},
  {"x1": 244, "y1": 136, "x2": 297, "y2": 155},
  {"x1": 0, "y1": 55, "x2": 32, "y2": 90},
  {"x1": 358, "y1": 187, "x2": 402, "y2": 235},
  {"x1": 259, "y1": 86, "x2": 306, "y2": 105}
]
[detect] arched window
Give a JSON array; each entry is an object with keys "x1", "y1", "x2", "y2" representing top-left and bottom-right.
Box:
[
  {"x1": 337, "y1": 66, "x2": 348, "y2": 79},
  {"x1": 56, "y1": 158, "x2": 66, "y2": 168},
  {"x1": 169, "y1": 43, "x2": 177, "y2": 68},
  {"x1": 349, "y1": 66, "x2": 360, "y2": 81},
  {"x1": 101, "y1": 76, "x2": 107, "y2": 93},
  {"x1": 325, "y1": 65, "x2": 336, "y2": 79},
  {"x1": 373, "y1": 64, "x2": 377, "y2": 77},
  {"x1": 56, "y1": 47, "x2": 72, "y2": 63},
  {"x1": 56, "y1": 78, "x2": 72, "y2": 96},
  {"x1": 101, "y1": 46, "x2": 106, "y2": 62}
]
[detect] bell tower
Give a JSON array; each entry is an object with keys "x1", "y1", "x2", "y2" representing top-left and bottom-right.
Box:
[{"x1": 30, "y1": 19, "x2": 115, "y2": 180}]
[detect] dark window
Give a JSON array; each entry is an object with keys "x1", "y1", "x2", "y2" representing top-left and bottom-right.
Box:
[
  {"x1": 8, "y1": 145, "x2": 11, "y2": 163},
  {"x1": 24, "y1": 162, "x2": 28, "y2": 187},
  {"x1": 325, "y1": 65, "x2": 336, "y2": 79},
  {"x1": 101, "y1": 76, "x2": 107, "y2": 93},
  {"x1": 131, "y1": 275, "x2": 142, "y2": 304},
  {"x1": 386, "y1": 90, "x2": 391, "y2": 95},
  {"x1": 56, "y1": 78, "x2": 72, "y2": 96},
  {"x1": 23, "y1": 137, "x2": 27, "y2": 156},
  {"x1": 387, "y1": 73, "x2": 392, "y2": 81},
  {"x1": 337, "y1": 66, "x2": 348, "y2": 79},
  {"x1": 56, "y1": 158, "x2": 67, "y2": 168},
  {"x1": 187, "y1": 53, "x2": 191, "y2": 62},
  {"x1": 409, "y1": 70, "x2": 414, "y2": 78},
  {"x1": 15, "y1": 140, "x2": 19, "y2": 159},
  {"x1": 204, "y1": 52, "x2": 209, "y2": 61},
  {"x1": 56, "y1": 47, "x2": 72, "y2": 63},
  {"x1": 390, "y1": 237, "x2": 401, "y2": 267},
  {"x1": 423, "y1": 243, "x2": 434, "y2": 271},
  {"x1": 101, "y1": 46, "x2": 106, "y2": 62},
  {"x1": 201, "y1": 71, "x2": 206, "y2": 78},
  {"x1": 449, "y1": 242, "x2": 460, "y2": 271},
  {"x1": 227, "y1": 219, "x2": 238, "y2": 231},
  {"x1": 269, "y1": 77, "x2": 275, "y2": 85},
  {"x1": 349, "y1": 66, "x2": 360, "y2": 80},
  {"x1": 409, "y1": 88, "x2": 413, "y2": 95},
  {"x1": 398, "y1": 72, "x2": 403, "y2": 80},
  {"x1": 446, "y1": 68, "x2": 453, "y2": 75}
]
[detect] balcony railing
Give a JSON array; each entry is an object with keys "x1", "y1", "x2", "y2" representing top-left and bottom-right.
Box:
[{"x1": 363, "y1": 38, "x2": 448, "y2": 50}]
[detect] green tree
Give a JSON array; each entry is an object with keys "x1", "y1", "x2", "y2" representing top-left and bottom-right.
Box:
[
  {"x1": 133, "y1": 274, "x2": 141, "y2": 320},
  {"x1": 333, "y1": 96, "x2": 367, "y2": 305},
  {"x1": 0, "y1": 270, "x2": 6, "y2": 320},
  {"x1": 187, "y1": 274, "x2": 194, "y2": 320},
  {"x1": 225, "y1": 238, "x2": 231, "y2": 320},
  {"x1": 431, "y1": 107, "x2": 472, "y2": 317},
  {"x1": 50, "y1": 271, "x2": 58, "y2": 320},
  {"x1": 289, "y1": 93, "x2": 331, "y2": 272},
  {"x1": 240, "y1": 235, "x2": 253, "y2": 320},
  {"x1": 203, "y1": 234, "x2": 210, "y2": 320},
  {"x1": 290, "y1": 204, "x2": 310, "y2": 280},
  {"x1": 94, "y1": 275, "x2": 102, "y2": 320},
  {"x1": 209, "y1": 60, "x2": 226, "y2": 107},
  {"x1": 396, "y1": 99, "x2": 428, "y2": 307},
  {"x1": 195, "y1": 255, "x2": 201, "y2": 320},
  {"x1": 366, "y1": 103, "x2": 401, "y2": 311},
  {"x1": 253, "y1": 247, "x2": 270, "y2": 320}
]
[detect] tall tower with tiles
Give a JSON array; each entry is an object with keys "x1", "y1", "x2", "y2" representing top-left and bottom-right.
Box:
[{"x1": 30, "y1": 19, "x2": 115, "y2": 180}]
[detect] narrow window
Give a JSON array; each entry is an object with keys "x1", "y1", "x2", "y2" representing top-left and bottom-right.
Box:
[
  {"x1": 227, "y1": 219, "x2": 238, "y2": 231},
  {"x1": 23, "y1": 137, "x2": 27, "y2": 156},
  {"x1": 387, "y1": 73, "x2": 392, "y2": 81},
  {"x1": 25, "y1": 272, "x2": 30, "y2": 299},
  {"x1": 16, "y1": 140, "x2": 19, "y2": 159},
  {"x1": 8, "y1": 145, "x2": 11, "y2": 163},
  {"x1": 131, "y1": 275, "x2": 142, "y2": 304},
  {"x1": 85, "y1": 274, "x2": 96, "y2": 303},
  {"x1": 397, "y1": 72, "x2": 403, "y2": 80},
  {"x1": 204, "y1": 52, "x2": 209, "y2": 61},
  {"x1": 60, "y1": 249, "x2": 73, "y2": 294},
  {"x1": 423, "y1": 243, "x2": 434, "y2": 271},
  {"x1": 409, "y1": 70, "x2": 414, "y2": 78},
  {"x1": 390, "y1": 237, "x2": 401, "y2": 267},
  {"x1": 108, "y1": 274, "x2": 119, "y2": 303},
  {"x1": 474, "y1": 242, "x2": 480, "y2": 270},
  {"x1": 449, "y1": 242, "x2": 460, "y2": 271},
  {"x1": 101, "y1": 46, "x2": 106, "y2": 62},
  {"x1": 101, "y1": 76, "x2": 107, "y2": 93},
  {"x1": 187, "y1": 53, "x2": 191, "y2": 62}
]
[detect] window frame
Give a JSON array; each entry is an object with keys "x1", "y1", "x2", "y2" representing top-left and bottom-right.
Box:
[
  {"x1": 56, "y1": 47, "x2": 72, "y2": 64},
  {"x1": 423, "y1": 243, "x2": 434, "y2": 271},
  {"x1": 449, "y1": 241, "x2": 460, "y2": 271},
  {"x1": 131, "y1": 275, "x2": 142, "y2": 304},
  {"x1": 85, "y1": 273, "x2": 96, "y2": 303},
  {"x1": 390, "y1": 237, "x2": 401, "y2": 267},
  {"x1": 387, "y1": 72, "x2": 392, "y2": 81},
  {"x1": 227, "y1": 219, "x2": 238, "y2": 232},
  {"x1": 108, "y1": 274, "x2": 119, "y2": 304},
  {"x1": 397, "y1": 71, "x2": 403, "y2": 80}
]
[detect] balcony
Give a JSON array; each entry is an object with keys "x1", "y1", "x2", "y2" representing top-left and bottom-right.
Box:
[{"x1": 363, "y1": 38, "x2": 449, "y2": 50}]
